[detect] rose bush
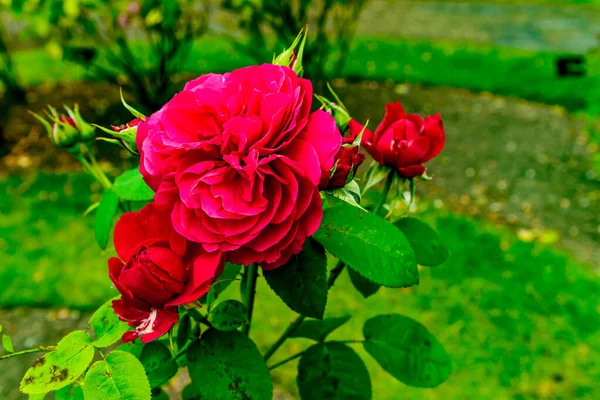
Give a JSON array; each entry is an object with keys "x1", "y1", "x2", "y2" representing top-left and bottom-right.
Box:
[
  {"x1": 109, "y1": 203, "x2": 223, "y2": 343},
  {"x1": 136, "y1": 64, "x2": 342, "y2": 269},
  {"x1": 13, "y1": 32, "x2": 453, "y2": 400},
  {"x1": 351, "y1": 101, "x2": 445, "y2": 178}
]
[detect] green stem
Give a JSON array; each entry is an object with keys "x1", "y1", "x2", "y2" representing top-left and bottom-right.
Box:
[
  {"x1": 0, "y1": 346, "x2": 55, "y2": 361},
  {"x1": 86, "y1": 145, "x2": 112, "y2": 189},
  {"x1": 175, "y1": 340, "x2": 193, "y2": 360},
  {"x1": 269, "y1": 349, "x2": 306, "y2": 370},
  {"x1": 263, "y1": 314, "x2": 305, "y2": 361},
  {"x1": 263, "y1": 260, "x2": 346, "y2": 361},
  {"x1": 242, "y1": 263, "x2": 258, "y2": 336},
  {"x1": 374, "y1": 170, "x2": 395, "y2": 216},
  {"x1": 187, "y1": 308, "x2": 214, "y2": 329}
]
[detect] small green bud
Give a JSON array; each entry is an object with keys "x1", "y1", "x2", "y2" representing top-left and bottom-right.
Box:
[{"x1": 273, "y1": 27, "x2": 308, "y2": 76}]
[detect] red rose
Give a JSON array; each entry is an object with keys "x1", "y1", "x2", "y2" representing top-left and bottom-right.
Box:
[
  {"x1": 351, "y1": 101, "x2": 445, "y2": 178},
  {"x1": 136, "y1": 64, "x2": 342, "y2": 269},
  {"x1": 109, "y1": 203, "x2": 223, "y2": 343},
  {"x1": 324, "y1": 130, "x2": 366, "y2": 190}
]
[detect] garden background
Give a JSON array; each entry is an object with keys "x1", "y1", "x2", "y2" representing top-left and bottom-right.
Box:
[{"x1": 1, "y1": 0, "x2": 599, "y2": 398}]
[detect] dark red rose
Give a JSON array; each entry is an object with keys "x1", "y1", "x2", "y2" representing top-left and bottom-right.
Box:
[
  {"x1": 324, "y1": 130, "x2": 366, "y2": 190},
  {"x1": 351, "y1": 101, "x2": 445, "y2": 178},
  {"x1": 109, "y1": 203, "x2": 223, "y2": 343}
]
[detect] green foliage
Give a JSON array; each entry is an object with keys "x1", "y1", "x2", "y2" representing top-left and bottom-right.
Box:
[
  {"x1": 20, "y1": 331, "x2": 95, "y2": 395},
  {"x1": 88, "y1": 298, "x2": 130, "y2": 348},
  {"x1": 187, "y1": 329, "x2": 272, "y2": 400},
  {"x1": 83, "y1": 350, "x2": 151, "y2": 400},
  {"x1": 394, "y1": 217, "x2": 449, "y2": 267},
  {"x1": 290, "y1": 316, "x2": 351, "y2": 342},
  {"x1": 93, "y1": 189, "x2": 119, "y2": 250},
  {"x1": 176, "y1": 313, "x2": 192, "y2": 350},
  {"x1": 314, "y1": 202, "x2": 418, "y2": 288},
  {"x1": 222, "y1": 0, "x2": 368, "y2": 81},
  {"x1": 139, "y1": 342, "x2": 178, "y2": 389},
  {"x1": 363, "y1": 314, "x2": 451, "y2": 388},
  {"x1": 111, "y1": 169, "x2": 154, "y2": 202},
  {"x1": 297, "y1": 342, "x2": 372, "y2": 400},
  {"x1": 209, "y1": 300, "x2": 249, "y2": 331},
  {"x1": 347, "y1": 267, "x2": 380, "y2": 298},
  {"x1": 264, "y1": 239, "x2": 328, "y2": 319}
]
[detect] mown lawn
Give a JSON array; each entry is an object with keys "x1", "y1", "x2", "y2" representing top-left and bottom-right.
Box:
[
  {"x1": 1, "y1": 172, "x2": 598, "y2": 398},
  {"x1": 6, "y1": 34, "x2": 598, "y2": 111}
]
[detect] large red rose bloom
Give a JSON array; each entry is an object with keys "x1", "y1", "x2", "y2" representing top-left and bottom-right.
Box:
[{"x1": 136, "y1": 64, "x2": 342, "y2": 269}]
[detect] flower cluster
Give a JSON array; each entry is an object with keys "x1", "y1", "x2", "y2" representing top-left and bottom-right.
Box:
[{"x1": 109, "y1": 65, "x2": 445, "y2": 342}]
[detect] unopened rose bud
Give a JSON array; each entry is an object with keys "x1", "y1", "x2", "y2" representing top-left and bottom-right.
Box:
[
  {"x1": 51, "y1": 117, "x2": 80, "y2": 148},
  {"x1": 323, "y1": 129, "x2": 366, "y2": 190},
  {"x1": 108, "y1": 117, "x2": 141, "y2": 155},
  {"x1": 64, "y1": 104, "x2": 96, "y2": 142},
  {"x1": 273, "y1": 28, "x2": 307, "y2": 76}
]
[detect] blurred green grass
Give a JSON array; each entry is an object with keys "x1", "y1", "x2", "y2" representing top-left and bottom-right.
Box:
[
  {"x1": 1, "y1": 172, "x2": 598, "y2": 398},
  {"x1": 8, "y1": 35, "x2": 598, "y2": 111}
]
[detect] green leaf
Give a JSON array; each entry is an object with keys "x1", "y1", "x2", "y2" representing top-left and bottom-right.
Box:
[
  {"x1": 2, "y1": 334, "x2": 14, "y2": 352},
  {"x1": 28, "y1": 394, "x2": 46, "y2": 400},
  {"x1": 181, "y1": 384, "x2": 201, "y2": 400},
  {"x1": 209, "y1": 300, "x2": 248, "y2": 331},
  {"x1": 120, "y1": 88, "x2": 146, "y2": 120},
  {"x1": 88, "y1": 299, "x2": 130, "y2": 348},
  {"x1": 362, "y1": 314, "x2": 452, "y2": 388},
  {"x1": 83, "y1": 350, "x2": 151, "y2": 400},
  {"x1": 290, "y1": 316, "x2": 351, "y2": 342},
  {"x1": 176, "y1": 313, "x2": 192, "y2": 351},
  {"x1": 297, "y1": 342, "x2": 371, "y2": 400},
  {"x1": 112, "y1": 169, "x2": 155, "y2": 201},
  {"x1": 139, "y1": 342, "x2": 178, "y2": 389},
  {"x1": 20, "y1": 331, "x2": 95, "y2": 395},
  {"x1": 394, "y1": 217, "x2": 449, "y2": 267},
  {"x1": 264, "y1": 238, "x2": 328, "y2": 319},
  {"x1": 313, "y1": 202, "x2": 418, "y2": 288},
  {"x1": 187, "y1": 329, "x2": 272, "y2": 400},
  {"x1": 347, "y1": 267, "x2": 381, "y2": 298},
  {"x1": 55, "y1": 385, "x2": 84, "y2": 400},
  {"x1": 94, "y1": 190, "x2": 119, "y2": 250}
]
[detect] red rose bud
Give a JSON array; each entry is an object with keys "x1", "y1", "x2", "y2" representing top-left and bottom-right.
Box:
[
  {"x1": 324, "y1": 130, "x2": 366, "y2": 190},
  {"x1": 350, "y1": 101, "x2": 445, "y2": 178},
  {"x1": 64, "y1": 104, "x2": 96, "y2": 141},
  {"x1": 110, "y1": 117, "x2": 141, "y2": 133},
  {"x1": 30, "y1": 107, "x2": 80, "y2": 149},
  {"x1": 109, "y1": 203, "x2": 224, "y2": 343},
  {"x1": 95, "y1": 117, "x2": 141, "y2": 155}
]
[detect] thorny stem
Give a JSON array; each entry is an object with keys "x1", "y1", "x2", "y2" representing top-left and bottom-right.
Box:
[
  {"x1": 0, "y1": 346, "x2": 55, "y2": 360},
  {"x1": 263, "y1": 260, "x2": 346, "y2": 362},
  {"x1": 242, "y1": 263, "x2": 259, "y2": 336}
]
